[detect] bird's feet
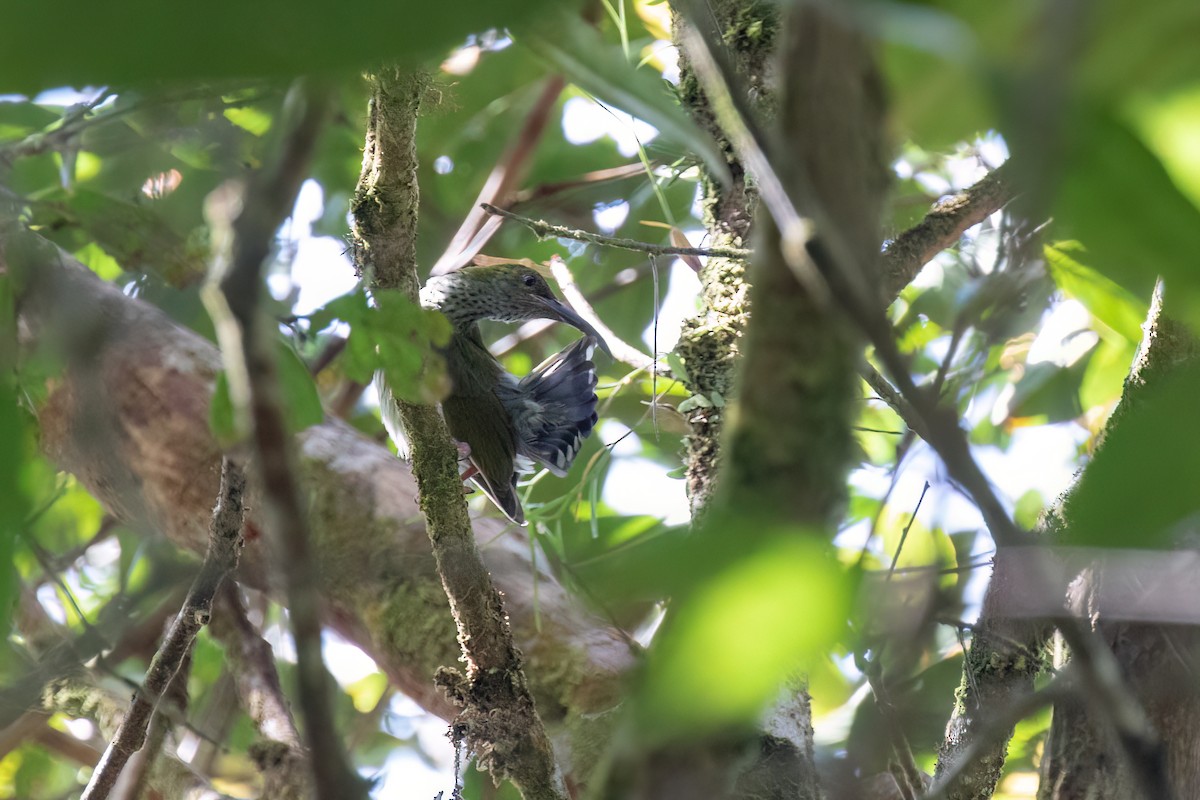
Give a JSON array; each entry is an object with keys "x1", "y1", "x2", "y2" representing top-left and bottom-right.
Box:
[{"x1": 455, "y1": 441, "x2": 478, "y2": 490}]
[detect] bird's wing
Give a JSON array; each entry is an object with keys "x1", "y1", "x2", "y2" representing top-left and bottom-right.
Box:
[
  {"x1": 442, "y1": 333, "x2": 525, "y2": 525},
  {"x1": 442, "y1": 392, "x2": 523, "y2": 525},
  {"x1": 501, "y1": 336, "x2": 599, "y2": 478}
]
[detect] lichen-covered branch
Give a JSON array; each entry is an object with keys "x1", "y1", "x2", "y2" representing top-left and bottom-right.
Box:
[
  {"x1": 351, "y1": 68, "x2": 567, "y2": 800},
  {"x1": 717, "y1": 1, "x2": 887, "y2": 520},
  {"x1": 79, "y1": 458, "x2": 246, "y2": 800},
  {"x1": 719, "y1": 5, "x2": 886, "y2": 799},
  {"x1": 933, "y1": 288, "x2": 1197, "y2": 799},
  {"x1": 672, "y1": 0, "x2": 777, "y2": 520},
  {"x1": 45, "y1": 676, "x2": 237, "y2": 800},
  {"x1": 1036, "y1": 292, "x2": 1199, "y2": 800}
]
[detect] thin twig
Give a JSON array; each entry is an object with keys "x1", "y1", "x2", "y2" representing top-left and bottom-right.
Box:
[
  {"x1": 210, "y1": 583, "x2": 311, "y2": 799},
  {"x1": 482, "y1": 202, "x2": 753, "y2": 260},
  {"x1": 0, "y1": 85, "x2": 269, "y2": 165},
  {"x1": 512, "y1": 162, "x2": 650, "y2": 205},
  {"x1": 80, "y1": 458, "x2": 246, "y2": 800},
  {"x1": 888, "y1": 481, "x2": 931, "y2": 576},
  {"x1": 111, "y1": 631, "x2": 191, "y2": 800},
  {"x1": 210, "y1": 584, "x2": 303, "y2": 749}
]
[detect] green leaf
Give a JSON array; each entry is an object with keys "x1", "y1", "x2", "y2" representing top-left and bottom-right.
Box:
[
  {"x1": 878, "y1": 508, "x2": 957, "y2": 588},
  {"x1": 1055, "y1": 107, "x2": 1200, "y2": 331},
  {"x1": 518, "y1": 14, "x2": 732, "y2": 186},
  {"x1": 209, "y1": 371, "x2": 237, "y2": 447},
  {"x1": 209, "y1": 341, "x2": 323, "y2": 446},
  {"x1": 223, "y1": 106, "x2": 273, "y2": 137},
  {"x1": 665, "y1": 350, "x2": 691, "y2": 385},
  {"x1": 0, "y1": 0, "x2": 572, "y2": 92},
  {"x1": 1005, "y1": 356, "x2": 1091, "y2": 424},
  {"x1": 1133, "y1": 86, "x2": 1200, "y2": 210},
  {"x1": 1064, "y1": 359, "x2": 1200, "y2": 548},
  {"x1": 39, "y1": 188, "x2": 209, "y2": 287},
  {"x1": 1045, "y1": 242, "x2": 1146, "y2": 344},
  {"x1": 637, "y1": 537, "x2": 849, "y2": 742},
  {"x1": 1078, "y1": 0, "x2": 1200, "y2": 99},
  {"x1": 276, "y1": 342, "x2": 325, "y2": 433},
  {"x1": 0, "y1": 274, "x2": 25, "y2": 642}
]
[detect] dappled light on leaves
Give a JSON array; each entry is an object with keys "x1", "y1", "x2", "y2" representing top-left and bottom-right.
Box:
[{"x1": 637, "y1": 537, "x2": 850, "y2": 742}]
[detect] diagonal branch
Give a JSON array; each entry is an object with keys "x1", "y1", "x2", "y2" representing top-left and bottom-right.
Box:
[
  {"x1": 352, "y1": 68, "x2": 567, "y2": 800},
  {"x1": 9, "y1": 226, "x2": 633, "y2": 786},
  {"x1": 882, "y1": 163, "x2": 1015, "y2": 302},
  {"x1": 483, "y1": 202, "x2": 754, "y2": 260},
  {"x1": 210, "y1": 584, "x2": 311, "y2": 800},
  {"x1": 430, "y1": 76, "x2": 567, "y2": 276},
  {"x1": 547, "y1": 256, "x2": 653, "y2": 371},
  {"x1": 80, "y1": 458, "x2": 246, "y2": 800}
]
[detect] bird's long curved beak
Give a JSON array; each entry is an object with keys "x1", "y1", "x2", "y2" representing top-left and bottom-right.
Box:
[{"x1": 536, "y1": 296, "x2": 613, "y2": 358}]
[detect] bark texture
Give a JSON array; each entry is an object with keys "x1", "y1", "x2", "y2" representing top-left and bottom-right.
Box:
[
  {"x1": 933, "y1": 555, "x2": 1051, "y2": 800},
  {"x1": 673, "y1": 0, "x2": 778, "y2": 519},
  {"x1": 1038, "y1": 306, "x2": 1200, "y2": 800},
  {"x1": 720, "y1": 2, "x2": 887, "y2": 519},
  {"x1": 5, "y1": 227, "x2": 633, "y2": 785}
]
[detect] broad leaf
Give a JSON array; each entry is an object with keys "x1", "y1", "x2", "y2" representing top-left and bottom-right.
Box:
[
  {"x1": 518, "y1": 14, "x2": 731, "y2": 186},
  {"x1": 0, "y1": 0, "x2": 573, "y2": 92}
]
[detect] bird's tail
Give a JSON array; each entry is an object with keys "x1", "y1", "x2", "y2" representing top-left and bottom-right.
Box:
[{"x1": 515, "y1": 336, "x2": 600, "y2": 477}]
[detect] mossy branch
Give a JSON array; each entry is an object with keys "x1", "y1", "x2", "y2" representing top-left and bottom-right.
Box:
[{"x1": 351, "y1": 68, "x2": 567, "y2": 800}]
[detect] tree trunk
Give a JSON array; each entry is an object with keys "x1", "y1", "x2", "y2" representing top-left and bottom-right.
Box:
[{"x1": 1038, "y1": 309, "x2": 1200, "y2": 799}]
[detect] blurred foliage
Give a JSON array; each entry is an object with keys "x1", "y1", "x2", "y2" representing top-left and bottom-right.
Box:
[{"x1": 1, "y1": 0, "x2": 1200, "y2": 797}]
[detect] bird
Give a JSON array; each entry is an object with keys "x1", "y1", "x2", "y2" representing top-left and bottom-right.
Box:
[{"x1": 376, "y1": 264, "x2": 611, "y2": 525}]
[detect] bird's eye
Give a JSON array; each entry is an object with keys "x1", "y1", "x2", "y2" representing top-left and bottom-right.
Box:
[{"x1": 522, "y1": 273, "x2": 537, "y2": 287}]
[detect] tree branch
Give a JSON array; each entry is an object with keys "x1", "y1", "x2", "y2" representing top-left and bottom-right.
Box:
[
  {"x1": 44, "y1": 672, "x2": 237, "y2": 800},
  {"x1": 482, "y1": 202, "x2": 754, "y2": 260},
  {"x1": 882, "y1": 163, "x2": 1015, "y2": 302},
  {"x1": 203, "y1": 80, "x2": 366, "y2": 800},
  {"x1": 547, "y1": 256, "x2": 654, "y2": 371},
  {"x1": 352, "y1": 68, "x2": 567, "y2": 800},
  {"x1": 430, "y1": 76, "x2": 566, "y2": 276},
  {"x1": 80, "y1": 458, "x2": 246, "y2": 800},
  {"x1": 670, "y1": 0, "x2": 766, "y2": 521},
  {"x1": 488, "y1": 156, "x2": 1016, "y2": 304},
  {"x1": 677, "y1": 3, "x2": 1170, "y2": 797}
]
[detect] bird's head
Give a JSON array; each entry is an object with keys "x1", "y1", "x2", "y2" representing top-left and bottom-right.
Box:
[{"x1": 422, "y1": 265, "x2": 611, "y2": 353}]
